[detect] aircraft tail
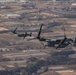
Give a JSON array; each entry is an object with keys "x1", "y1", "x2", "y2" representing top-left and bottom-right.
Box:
[{"x1": 12, "y1": 26, "x2": 18, "y2": 34}]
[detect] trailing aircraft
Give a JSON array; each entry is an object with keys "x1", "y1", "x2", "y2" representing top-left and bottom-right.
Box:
[
  {"x1": 17, "y1": 32, "x2": 32, "y2": 40},
  {"x1": 12, "y1": 26, "x2": 32, "y2": 39}
]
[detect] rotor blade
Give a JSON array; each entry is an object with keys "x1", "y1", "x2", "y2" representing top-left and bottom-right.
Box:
[
  {"x1": 23, "y1": 36, "x2": 26, "y2": 40},
  {"x1": 67, "y1": 39, "x2": 73, "y2": 46},
  {"x1": 23, "y1": 32, "x2": 27, "y2": 40},
  {"x1": 62, "y1": 24, "x2": 66, "y2": 37},
  {"x1": 37, "y1": 23, "x2": 43, "y2": 38},
  {"x1": 25, "y1": 32, "x2": 27, "y2": 34},
  {"x1": 56, "y1": 37, "x2": 67, "y2": 49},
  {"x1": 12, "y1": 26, "x2": 18, "y2": 34}
]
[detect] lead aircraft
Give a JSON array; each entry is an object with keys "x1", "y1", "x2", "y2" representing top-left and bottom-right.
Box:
[{"x1": 28, "y1": 23, "x2": 74, "y2": 49}]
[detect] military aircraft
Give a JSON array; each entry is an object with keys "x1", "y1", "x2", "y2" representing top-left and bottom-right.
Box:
[
  {"x1": 12, "y1": 26, "x2": 32, "y2": 39},
  {"x1": 17, "y1": 32, "x2": 32, "y2": 40},
  {"x1": 28, "y1": 23, "x2": 74, "y2": 49}
]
